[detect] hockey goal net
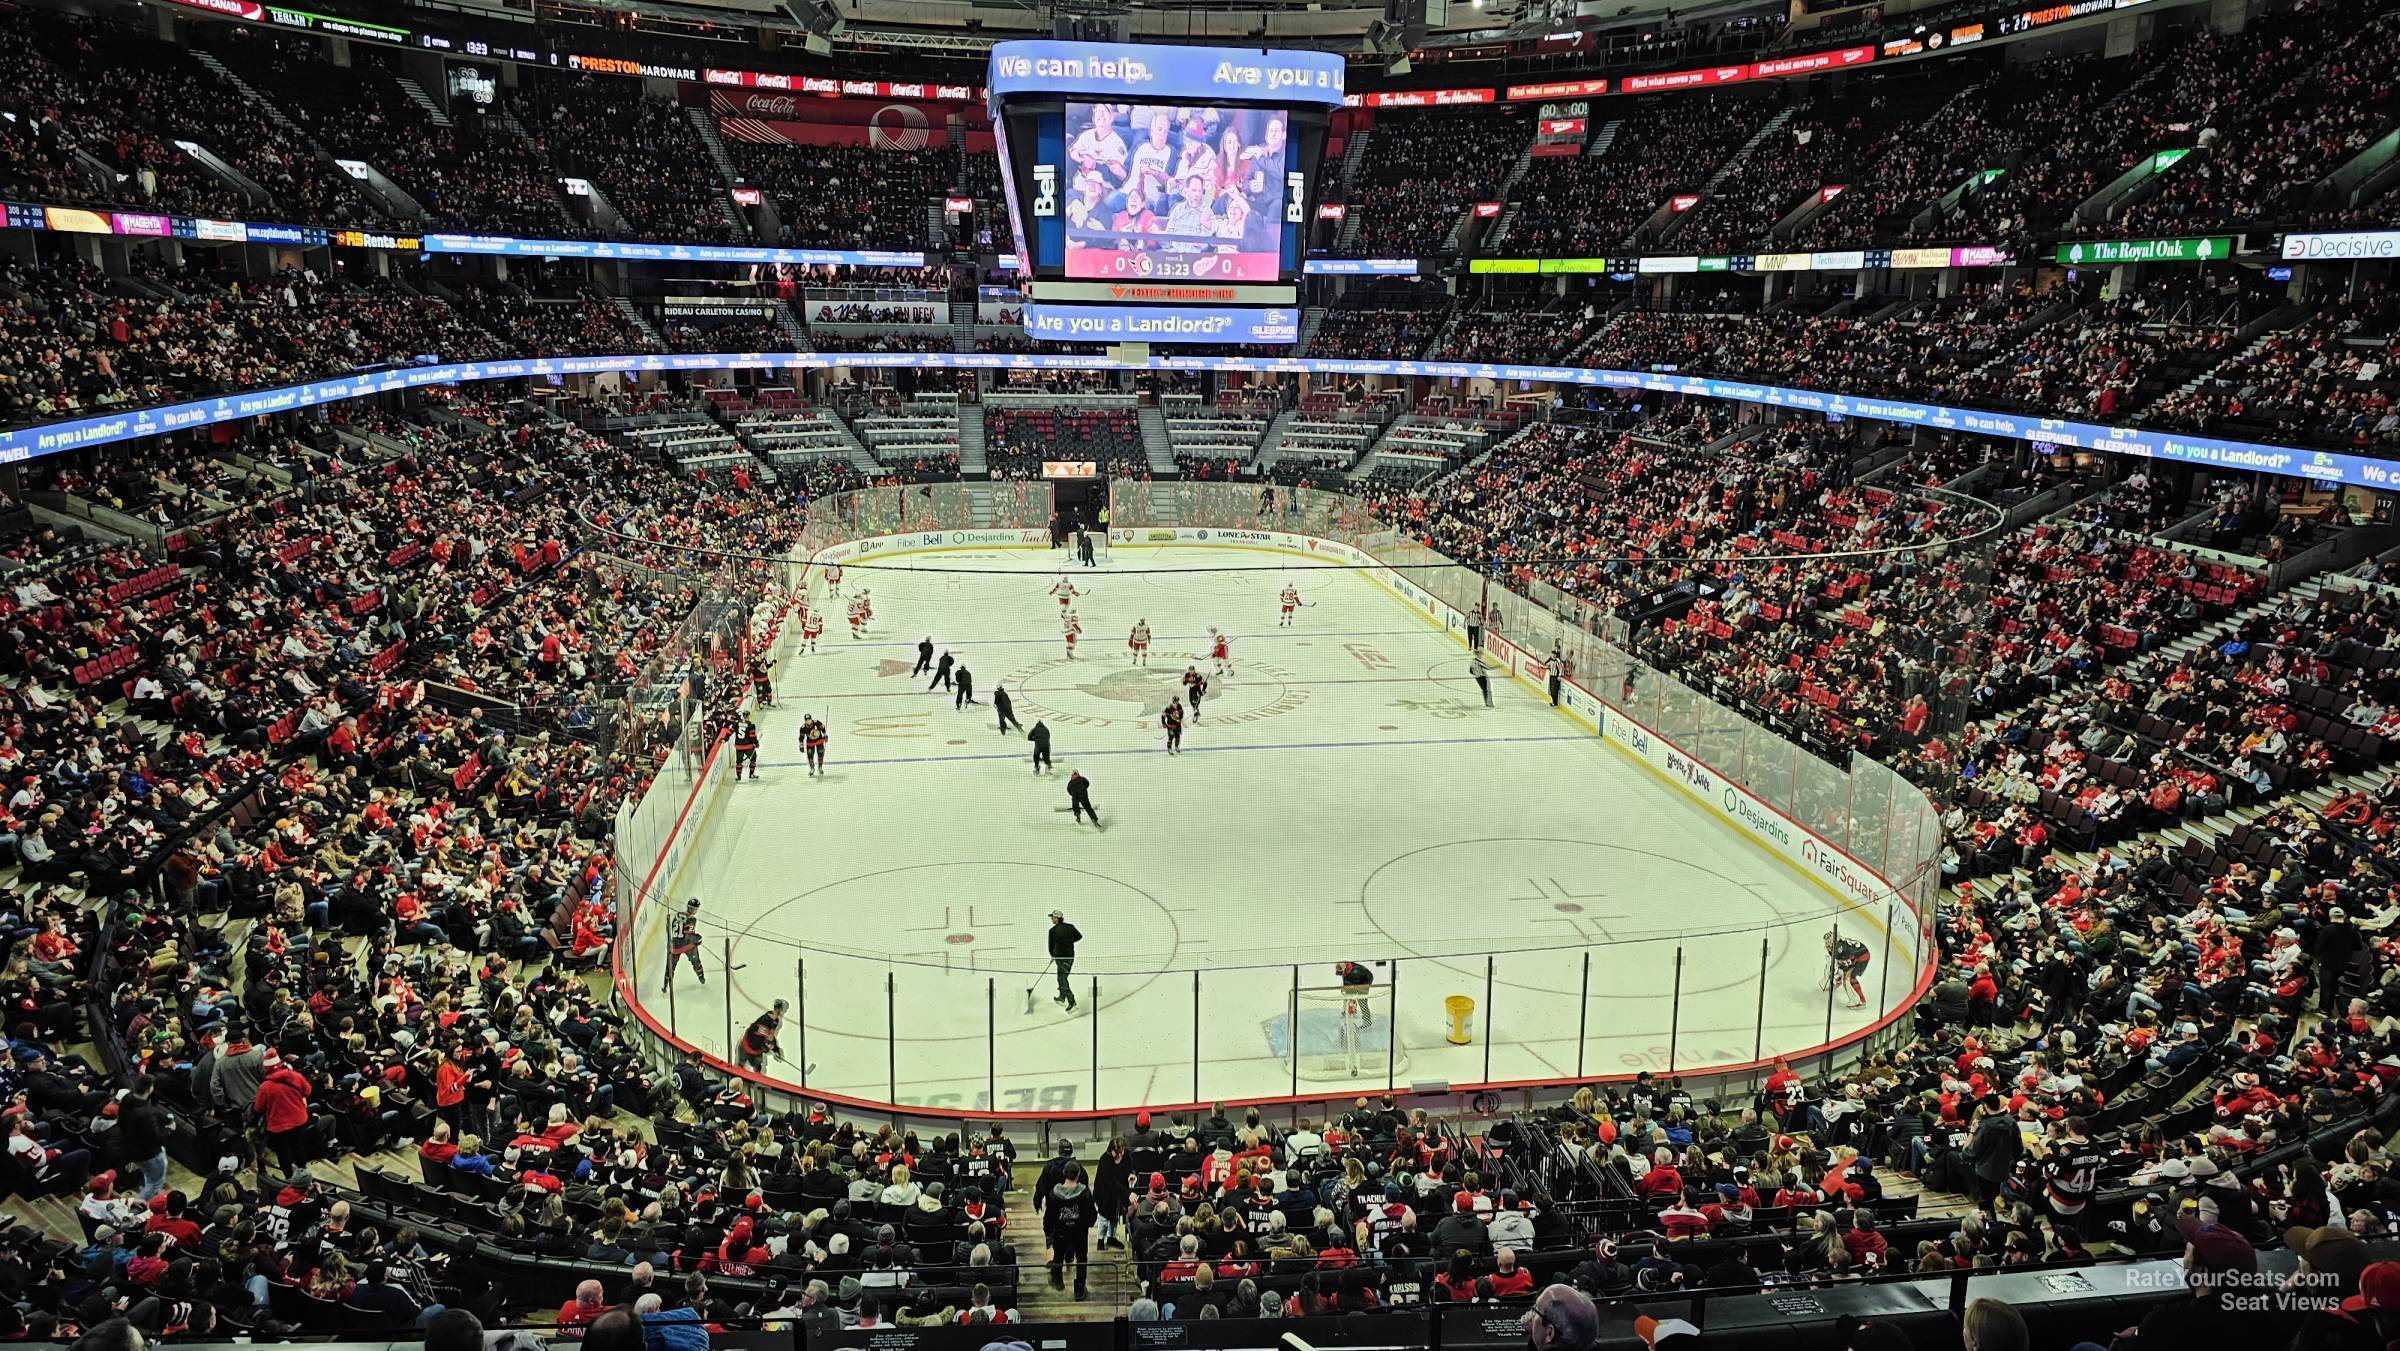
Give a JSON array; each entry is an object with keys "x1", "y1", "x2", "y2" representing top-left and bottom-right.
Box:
[{"x1": 1280, "y1": 985, "x2": 1409, "y2": 1082}]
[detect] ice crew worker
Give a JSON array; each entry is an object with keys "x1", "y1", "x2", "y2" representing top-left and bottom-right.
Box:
[
  {"x1": 1067, "y1": 769, "x2": 1099, "y2": 827},
  {"x1": 1029, "y1": 720, "x2": 1053, "y2": 774},
  {"x1": 1335, "y1": 960, "x2": 1375, "y2": 1027},
  {"x1": 994, "y1": 683, "x2": 1023, "y2": 734},
  {"x1": 914, "y1": 636, "x2": 935, "y2": 676},
  {"x1": 1047, "y1": 910, "x2": 1082, "y2": 1010},
  {"x1": 929, "y1": 651, "x2": 955, "y2": 692}
]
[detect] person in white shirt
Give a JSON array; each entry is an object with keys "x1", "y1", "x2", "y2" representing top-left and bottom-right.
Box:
[
  {"x1": 1068, "y1": 104, "x2": 1130, "y2": 188},
  {"x1": 1123, "y1": 112, "x2": 1176, "y2": 216},
  {"x1": 1283, "y1": 1121, "x2": 1325, "y2": 1160},
  {"x1": 877, "y1": 1164, "x2": 922, "y2": 1208}
]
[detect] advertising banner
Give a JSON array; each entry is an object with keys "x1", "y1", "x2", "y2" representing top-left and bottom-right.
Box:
[
  {"x1": 420, "y1": 234, "x2": 924, "y2": 267},
  {"x1": 1505, "y1": 78, "x2": 1608, "y2": 100},
  {"x1": 989, "y1": 41, "x2": 1346, "y2": 105},
  {"x1": 1022, "y1": 303, "x2": 1300, "y2": 344},
  {"x1": 2280, "y1": 229, "x2": 2400, "y2": 261},
  {"x1": 703, "y1": 71, "x2": 981, "y2": 103},
  {"x1": 718, "y1": 110, "x2": 950, "y2": 149},
  {"x1": 1751, "y1": 45, "x2": 1875, "y2": 76},
  {"x1": 1622, "y1": 64, "x2": 1748, "y2": 93},
  {"x1": 1345, "y1": 87, "x2": 1496, "y2": 107},
  {"x1": 0, "y1": 349, "x2": 2378, "y2": 493},
  {"x1": 708, "y1": 91, "x2": 971, "y2": 128},
  {"x1": 2054, "y1": 236, "x2": 2231, "y2": 264},
  {"x1": 660, "y1": 299, "x2": 779, "y2": 319},
  {"x1": 1303, "y1": 258, "x2": 1418, "y2": 275}
]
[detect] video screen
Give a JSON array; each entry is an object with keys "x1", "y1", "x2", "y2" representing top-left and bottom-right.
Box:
[{"x1": 1061, "y1": 102, "x2": 1289, "y2": 282}]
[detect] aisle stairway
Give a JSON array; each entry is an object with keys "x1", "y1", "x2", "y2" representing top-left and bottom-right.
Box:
[
  {"x1": 773, "y1": 300, "x2": 812, "y2": 351},
  {"x1": 192, "y1": 51, "x2": 309, "y2": 141},
  {"x1": 958, "y1": 409, "x2": 990, "y2": 477},
  {"x1": 610, "y1": 296, "x2": 666, "y2": 350},
  {"x1": 682, "y1": 108, "x2": 754, "y2": 239},
  {"x1": 396, "y1": 75, "x2": 453, "y2": 129},
  {"x1": 1004, "y1": 1163, "x2": 1136, "y2": 1317},
  {"x1": 1137, "y1": 405, "x2": 1175, "y2": 476}
]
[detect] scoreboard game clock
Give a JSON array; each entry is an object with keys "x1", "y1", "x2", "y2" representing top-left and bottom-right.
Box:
[{"x1": 988, "y1": 41, "x2": 1342, "y2": 345}]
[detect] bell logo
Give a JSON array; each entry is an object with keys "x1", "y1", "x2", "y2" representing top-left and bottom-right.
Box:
[{"x1": 2067, "y1": 243, "x2": 2086, "y2": 264}]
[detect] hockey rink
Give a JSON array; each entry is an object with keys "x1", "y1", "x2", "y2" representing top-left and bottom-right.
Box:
[{"x1": 645, "y1": 543, "x2": 1900, "y2": 1114}]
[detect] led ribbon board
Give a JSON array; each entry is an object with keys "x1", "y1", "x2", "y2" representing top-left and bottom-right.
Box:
[{"x1": 0, "y1": 354, "x2": 2374, "y2": 489}]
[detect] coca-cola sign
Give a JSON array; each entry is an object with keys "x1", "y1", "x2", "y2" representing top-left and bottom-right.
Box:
[
  {"x1": 703, "y1": 69, "x2": 981, "y2": 101},
  {"x1": 730, "y1": 93, "x2": 802, "y2": 118}
]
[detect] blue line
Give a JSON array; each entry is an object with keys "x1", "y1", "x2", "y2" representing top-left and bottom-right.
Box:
[
  {"x1": 743, "y1": 731, "x2": 1592, "y2": 771},
  {"x1": 807, "y1": 627, "x2": 1434, "y2": 651}
]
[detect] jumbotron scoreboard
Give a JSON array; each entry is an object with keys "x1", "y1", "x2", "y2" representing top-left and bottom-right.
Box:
[{"x1": 988, "y1": 42, "x2": 1344, "y2": 345}]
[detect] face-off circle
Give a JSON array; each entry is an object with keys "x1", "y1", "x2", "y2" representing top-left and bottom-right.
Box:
[
  {"x1": 1004, "y1": 655, "x2": 1309, "y2": 730},
  {"x1": 1358, "y1": 837, "x2": 1793, "y2": 998},
  {"x1": 726, "y1": 861, "x2": 1180, "y2": 1042}
]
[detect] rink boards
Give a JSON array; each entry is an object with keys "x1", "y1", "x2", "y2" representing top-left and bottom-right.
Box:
[{"x1": 610, "y1": 525, "x2": 1935, "y2": 1122}]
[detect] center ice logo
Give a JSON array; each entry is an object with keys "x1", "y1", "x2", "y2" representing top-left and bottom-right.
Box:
[
  {"x1": 1075, "y1": 667, "x2": 1182, "y2": 705},
  {"x1": 1009, "y1": 655, "x2": 1309, "y2": 728}
]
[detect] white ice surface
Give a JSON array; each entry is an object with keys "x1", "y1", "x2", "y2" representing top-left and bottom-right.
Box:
[{"x1": 646, "y1": 545, "x2": 1889, "y2": 1115}]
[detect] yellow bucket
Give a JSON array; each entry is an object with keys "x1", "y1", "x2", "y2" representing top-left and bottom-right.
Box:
[{"x1": 1445, "y1": 995, "x2": 1476, "y2": 1045}]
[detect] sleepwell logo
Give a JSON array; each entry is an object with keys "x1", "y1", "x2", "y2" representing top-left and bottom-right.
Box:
[{"x1": 1664, "y1": 748, "x2": 1712, "y2": 792}]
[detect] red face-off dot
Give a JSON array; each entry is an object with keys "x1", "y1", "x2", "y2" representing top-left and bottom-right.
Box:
[
  {"x1": 1554, "y1": 903, "x2": 1584, "y2": 914},
  {"x1": 946, "y1": 933, "x2": 975, "y2": 945}
]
